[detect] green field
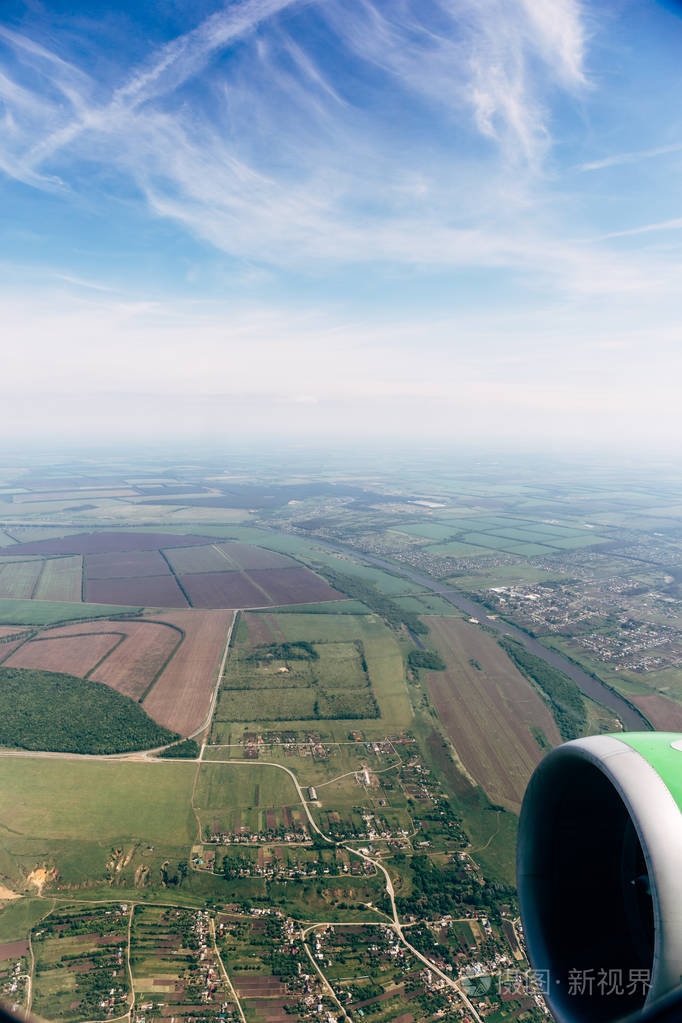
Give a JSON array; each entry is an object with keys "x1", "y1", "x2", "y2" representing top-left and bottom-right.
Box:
[
  {"x1": 260, "y1": 599, "x2": 369, "y2": 614},
  {"x1": 214, "y1": 616, "x2": 406, "y2": 730},
  {"x1": 0, "y1": 897, "x2": 51, "y2": 942},
  {"x1": 0, "y1": 598, "x2": 140, "y2": 625},
  {"x1": 195, "y1": 762, "x2": 299, "y2": 810},
  {"x1": 394, "y1": 594, "x2": 460, "y2": 615},
  {"x1": 394, "y1": 522, "x2": 457, "y2": 541},
  {"x1": 424, "y1": 540, "x2": 497, "y2": 558},
  {"x1": 0, "y1": 757, "x2": 196, "y2": 845},
  {"x1": 267, "y1": 614, "x2": 413, "y2": 729},
  {"x1": 215, "y1": 634, "x2": 378, "y2": 724}
]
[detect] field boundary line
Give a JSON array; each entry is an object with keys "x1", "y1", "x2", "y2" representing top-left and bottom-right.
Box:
[
  {"x1": 82, "y1": 632, "x2": 128, "y2": 680},
  {"x1": 135, "y1": 620, "x2": 185, "y2": 704},
  {"x1": 29, "y1": 559, "x2": 46, "y2": 600},
  {"x1": 157, "y1": 549, "x2": 193, "y2": 608},
  {"x1": 210, "y1": 544, "x2": 240, "y2": 571}
]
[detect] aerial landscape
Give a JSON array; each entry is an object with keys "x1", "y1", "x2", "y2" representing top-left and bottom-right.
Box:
[
  {"x1": 2, "y1": 0, "x2": 682, "y2": 1020},
  {"x1": 2, "y1": 453, "x2": 682, "y2": 1023}
]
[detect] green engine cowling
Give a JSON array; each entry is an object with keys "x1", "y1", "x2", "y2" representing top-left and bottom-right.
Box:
[{"x1": 517, "y1": 733, "x2": 682, "y2": 1023}]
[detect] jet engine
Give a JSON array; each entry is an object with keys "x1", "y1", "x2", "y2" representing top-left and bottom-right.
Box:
[{"x1": 517, "y1": 733, "x2": 682, "y2": 1023}]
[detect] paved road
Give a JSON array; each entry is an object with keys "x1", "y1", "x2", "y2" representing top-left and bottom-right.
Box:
[
  {"x1": 312, "y1": 537, "x2": 649, "y2": 731},
  {"x1": 344, "y1": 844, "x2": 482, "y2": 1021}
]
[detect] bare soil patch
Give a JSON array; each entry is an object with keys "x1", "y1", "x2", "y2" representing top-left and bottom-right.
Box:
[
  {"x1": 424, "y1": 617, "x2": 561, "y2": 813},
  {"x1": 0, "y1": 531, "x2": 217, "y2": 557},
  {"x1": 249, "y1": 567, "x2": 343, "y2": 605},
  {"x1": 26, "y1": 866, "x2": 56, "y2": 892},
  {"x1": 181, "y1": 572, "x2": 268, "y2": 608},
  {"x1": 89, "y1": 620, "x2": 181, "y2": 699},
  {"x1": 86, "y1": 574, "x2": 188, "y2": 607},
  {"x1": 142, "y1": 610, "x2": 232, "y2": 735},
  {"x1": 5, "y1": 633, "x2": 121, "y2": 676},
  {"x1": 0, "y1": 940, "x2": 29, "y2": 959},
  {"x1": 86, "y1": 550, "x2": 169, "y2": 579},
  {"x1": 630, "y1": 693, "x2": 682, "y2": 730}
]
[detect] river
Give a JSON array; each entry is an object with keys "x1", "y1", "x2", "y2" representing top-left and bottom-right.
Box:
[{"x1": 315, "y1": 539, "x2": 649, "y2": 732}]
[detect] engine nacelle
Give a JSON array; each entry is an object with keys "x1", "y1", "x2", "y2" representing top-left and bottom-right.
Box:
[{"x1": 517, "y1": 733, "x2": 682, "y2": 1023}]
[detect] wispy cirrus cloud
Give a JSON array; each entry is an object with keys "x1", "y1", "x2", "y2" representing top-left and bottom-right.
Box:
[
  {"x1": 0, "y1": 0, "x2": 591, "y2": 284},
  {"x1": 579, "y1": 141, "x2": 682, "y2": 172}
]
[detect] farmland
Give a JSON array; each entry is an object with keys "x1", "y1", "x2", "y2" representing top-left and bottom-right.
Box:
[
  {"x1": 31, "y1": 904, "x2": 131, "y2": 1022},
  {"x1": 130, "y1": 906, "x2": 238, "y2": 1022},
  {"x1": 4, "y1": 633, "x2": 121, "y2": 676},
  {"x1": 5, "y1": 453, "x2": 678, "y2": 1023},
  {"x1": 90, "y1": 621, "x2": 182, "y2": 699},
  {"x1": 0, "y1": 598, "x2": 140, "y2": 626},
  {"x1": 420, "y1": 617, "x2": 561, "y2": 813},
  {"x1": 212, "y1": 612, "x2": 410, "y2": 737},
  {"x1": 194, "y1": 762, "x2": 303, "y2": 839},
  {"x1": 630, "y1": 693, "x2": 682, "y2": 730},
  {"x1": 0, "y1": 756, "x2": 195, "y2": 848},
  {"x1": 32, "y1": 557, "x2": 82, "y2": 602},
  {"x1": 141, "y1": 609, "x2": 232, "y2": 735},
  {"x1": 216, "y1": 635, "x2": 376, "y2": 722},
  {"x1": 0, "y1": 533, "x2": 344, "y2": 609},
  {"x1": 0, "y1": 560, "x2": 43, "y2": 599},
  {"x1": 0, "y1": 610, "x2": 231, "y2": 737}
]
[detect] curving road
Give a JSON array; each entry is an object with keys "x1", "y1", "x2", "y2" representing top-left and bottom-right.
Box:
[{"x1": 206, "y1": 758, "x2": 332, "y2": 841}]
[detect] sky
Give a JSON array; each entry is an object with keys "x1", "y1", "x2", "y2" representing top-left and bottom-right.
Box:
[{"x1": 2, "y1": 0, "x2": 682, "y2": 452}]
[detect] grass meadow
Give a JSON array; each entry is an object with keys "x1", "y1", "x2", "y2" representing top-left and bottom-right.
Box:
[{"x1": 0, "y1": 757, "x2": 196, "y2": 842}]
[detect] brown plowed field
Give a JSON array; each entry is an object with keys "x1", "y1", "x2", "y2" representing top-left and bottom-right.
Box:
[
  {"x1": 0, "y1": 637, "x2": 30, "y2": 664},
  {"x1": 0, "y1": 941, "x2": 30, "y2": 959},
  {"x1": 217, "y1": 542, "x2": 294, "y2": 570},
  {"x1": 181, "y1": 572, "x2": 268, "y2": 608},
  {"x1": 89, "y1": 620, "x2": 182, "y2": 699},
  {"x1": 5, "y1": 632, "x2": 121, "y2": 676},
  {"x1": 0, "y1": 531, "x2": 216, "y2": 557},
  {"x1": 0, "y1": 532, "x2": 344, "y2": 611},
  {"x1": 85, "y1": 550, "x2": 169, "y2": 579},
  {"x1": 142, "y1": 610, "x2": 232, "y2": 735},
  {"x1": 33, "y1": 556, "x2": 82, "y2": 602},
  {"x1": 423, "y1": 617, "x2": 561, "y2": 813},
  {"x1": 630, "y1": 693, "x2": 682, "y2": 730},
  {"x1": 249, "y1": 567, "x2": 342, "y2": 604},
  {"x1": 0, "y1": 560, "x2": 43, "y2": 599},
  {"x1": 162, "y1": 544, "x2": 237, "y2": 575},
  {"x1": 0, "y1": 626, "x2": 28, "y2": 638},
  {"x1": 86, "y1": 575, "x2": 188, "y2": 607}
]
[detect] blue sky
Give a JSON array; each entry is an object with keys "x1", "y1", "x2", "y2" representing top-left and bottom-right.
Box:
[{"x1": 2, "y1": 0, "x2": 682, "y2": 450}]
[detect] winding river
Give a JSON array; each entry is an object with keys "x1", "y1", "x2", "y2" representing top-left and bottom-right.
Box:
[{"x1": 316, "y1": 539, "x2": 650, "y2": 732}]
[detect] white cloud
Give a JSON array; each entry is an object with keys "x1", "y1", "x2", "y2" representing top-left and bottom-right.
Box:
[
  {"x1": 1, "y1": 274, "x2": 681, "y2": 451},
  {"x1": 579, "y1": 142, "x2": 682, "y2": 172},
  {"x1": 0, "y1": 0, "x2": 594, "y2": 284}
]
